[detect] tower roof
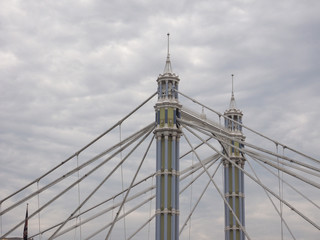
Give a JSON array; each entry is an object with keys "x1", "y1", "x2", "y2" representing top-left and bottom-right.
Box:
[
  {"x1": 229, "y1": 93, "x2": 237, "y2": 109},
  {"x1": 163, "y1": 33, "x2": 173, "y2": 74}
]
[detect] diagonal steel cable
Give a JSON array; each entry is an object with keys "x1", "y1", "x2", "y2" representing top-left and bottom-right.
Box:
[
  {"x1": 179, "y1": 161, "x2": 222, "y2": 235},
  {"x1": 105, "y1": 134, "x2": 155, "y2": 239},
  {"x1": 181, "y1": 128, "x2": 251, "y2": 240},
  {"x1": 181, "y1": 122, "x2": 320, "y2": 232},
  {"x1": 48, "y1": 126, "x2": 155, "y2": 239},
  {"x1": 0, "y1": 92, "x2": 157, "y2": 206},
  {"x1": 176, "y1": 90, "x2": 320, "y2": 165},
  {"x1": 1, "y1": 123, "x2": 154, "y2": 239},
  {"x1": 245, "y1": 155, "x2": 296, "y2": 239},
  {"x1": 0, "y1": 123, "x2": 154, "y2": 216}
]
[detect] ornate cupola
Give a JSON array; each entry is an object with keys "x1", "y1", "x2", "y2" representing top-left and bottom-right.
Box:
[
  {"x1": 224, "y1": 74, "x2": 243, "y2": 135},
  {"x1": 156, "y1": 33, "x2": 180, "y2": 102},
  {"x1": 155, "y1": 33, "x2": 182, "y2": 131}
]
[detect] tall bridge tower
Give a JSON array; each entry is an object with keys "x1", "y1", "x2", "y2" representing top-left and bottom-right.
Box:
[
  {"x1": 154, "y1": 34, "x2": 182, "y2": 240},
  {"x1": 223, "y1": 74, "x2": 246, "y2": 240}
]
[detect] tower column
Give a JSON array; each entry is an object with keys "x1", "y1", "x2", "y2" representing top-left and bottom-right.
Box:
[
  {"x1": 223, "y1": 75, "x2": 246, "y2": 240},
  {"x1": 155, "y1": 33, "x2": 181, "y2": 240},
  {"x1": 156, "y1": 135, "x2": 162, "y2": 239},
  {"x1": 171, "y1": 135, "x2": 176, "y2": 240}
]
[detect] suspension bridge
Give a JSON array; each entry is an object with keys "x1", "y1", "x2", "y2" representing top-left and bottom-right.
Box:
[{"x1": 0, "y1": 35, "x2": 319, "y2": 240}]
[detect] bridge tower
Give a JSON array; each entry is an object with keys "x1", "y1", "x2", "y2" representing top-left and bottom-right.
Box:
[
  {"x1": 154, "y1": 34, "x2": 182, "y2": 240},
  {"x1": 223, "y1": 74, "x2": 246, "y2": 240}
]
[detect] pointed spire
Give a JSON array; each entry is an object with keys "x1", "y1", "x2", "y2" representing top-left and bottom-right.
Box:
[
  {"x1": 229, "y1": 74, "x2": 237, "y2": 109},
  {"x1": 163, "y1": 33, "x2": 173, "y2": 74}
]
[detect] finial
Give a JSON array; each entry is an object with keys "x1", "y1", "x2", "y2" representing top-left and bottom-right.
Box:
[
  {"x1": 167, "y1": 33, "x2": 170, "y2": 57},
  {"x1": 229, "y1": 74, "x2": 237, "y2": 109},
  {"x1": 163, "y1": 33, "x2": 173, "y2": 74},
  {"x1": 231, "y1": 74, "x2": 234, "y2": 97}
]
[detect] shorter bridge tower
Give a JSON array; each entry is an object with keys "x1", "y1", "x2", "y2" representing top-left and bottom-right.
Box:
[
  {"x1": 154, "y1": 34, "x2": 182, "y2": 240},
  {"x1": 223, "y1": 75, "x2": 246, "y2": 240}
]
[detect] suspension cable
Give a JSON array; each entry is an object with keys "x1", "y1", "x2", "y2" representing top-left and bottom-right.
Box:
[
  {"x1": 41, "y1": 156, "x2": 212, "y2": 240},
  {"x1": 276, "y1": 144, "x2": 284, "y2": 240},
  {"x1": 246, "y1": 150, "x2": 320, "y2": 178},
  {"x1": 176, "y1": 90, "x2": 320, "y2": 165},
  {"x1": 180, "y1": 161, "x2": 222, "y2": 235},
  {"x1": 48, "y1": 126, "x2": 155, "y2": 239},
  {"x1": 56, "y1": 155, "x2": 219, "y2": 239},
  {"x1": 181, "y1": 122, "x2": 320, "y2": 232},
  {"x1": 78, "y1": 155, "x2": 221, "y2": 240},
  {"x1": 76, "y1": 154, "x2": 82, "y2": 240},
  {"x1": 180, "y1": 137, "x2": 213, "y2": 160},
  {"x1": 180, "y1": 155, "x2": 220, "y2": 190},
  {"x1": 188, "y1": 151, "x2": 194, "y2": 240},
  {"x1": 105, "y1": 134, "x2": 155, "y2": 239},
  {"x1": 0, "y1": 92, "x2": 157, "y2": 206},
  {"x1": 103, "y1": 155, "x2": 218, "y2": 240},
  {"x1": 246, "y1": 152, "x2": 320, "y2": 210},
  {"x1": 188, "y1": 117, "x2": 320, "y2": 197},
  {"x1": 50, "y1": 188, "x2": 156, "y2": 239},
  {"x1": 181, "y1": 128, "x2": 251, "y2": 240},
  {"x1": 0, "y1": 124, "x2": 154, "y2": 217},
  {"x1": 180, "y1": 118, "x2": 320, "y2": 188},
  {"x1": 30, "y1": 156, "x2": 214, "y2": 240},
  {"x1": 180, "y1": 153, "x2": 219, "y2": 176},
  {"x1": 119, "y1": 124, "x2": 127, "y2": 240},
  {"x1": 0, "y1": 123, "x2": 154, "y2": 217},
  {"x1": 111, "y1": 198, "x2": 114, "y2": 240},
  {"x1": 147, "y1": 174, "x2": 154, "y2": 240},
  {"x1": 247, "y1": 151, "x2": 320, "y2": 189},
  {"x1": 246, "y1": 156, "x2": 296, "y2": 239},
  {"x1": 179, "y1": 115, "x2": 320, "y2": 174},
  {"x1": 83, "y1": 195, "x2": 156, "y2": 240},
  {"x1": 37, "y1": 181, "x2": 41, "y2": 240},
  {"x1": 30, "y1": 152, "x2": 220, "y2": 239},
  {"x1": 182, "y1": 120, "x2": 320, "y2": 219},
  {"x1": 1, "y1": 124, "x2": 154, "y2": 239},
  {"x1": 127, "y1": 214, "x2": 156, "y2": 240}
]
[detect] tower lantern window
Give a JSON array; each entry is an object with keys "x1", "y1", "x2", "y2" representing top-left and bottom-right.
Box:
[
  {"x1": 168, "y1": 81, "x2": 173, "y2": 97},
  {"x1": 161, "y1": 83, "x2": 166, "y2": 98}
]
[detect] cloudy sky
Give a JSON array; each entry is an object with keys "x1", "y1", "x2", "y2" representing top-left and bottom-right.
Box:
[{"x1": 1, "y1": 0, "x2": 320, "y2": 239}]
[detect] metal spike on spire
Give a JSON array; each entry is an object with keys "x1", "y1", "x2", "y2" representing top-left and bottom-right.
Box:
[
  {"x1": 163, "y1": 33, "x2": 173, "y2": 74},
  {"x1": 232, "y1": 74, "x2": 234, "y2": 97},
  {"x1": 229, "y1": 74, "x2": 237, "y2": 109},
  {"x1": 167, "y1": 33, "x2": 170, "y2": 57}
]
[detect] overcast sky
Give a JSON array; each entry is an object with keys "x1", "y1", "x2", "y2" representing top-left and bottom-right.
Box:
[{"x1": 1, "y1": 0, "x2": 320, "y2": 239}]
